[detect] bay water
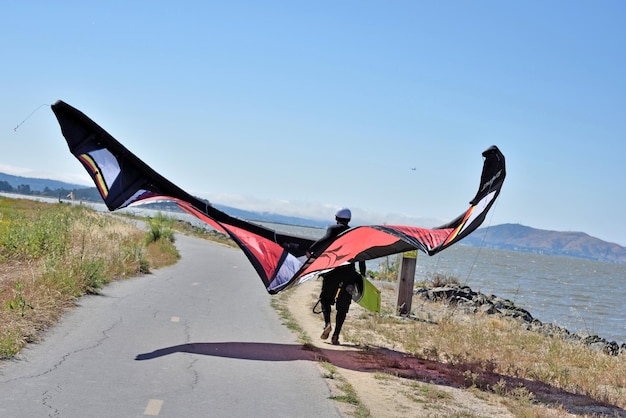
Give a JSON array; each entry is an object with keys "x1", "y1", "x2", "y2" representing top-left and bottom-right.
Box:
[{"x1": 415, "y1": 244, "x2": 626, "y2": 345}]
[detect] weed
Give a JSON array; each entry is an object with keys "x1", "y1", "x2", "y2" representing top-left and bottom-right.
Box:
[
  {"x1": 330, "y1": 381, "x2": 360, "y2": 405},
  {"x1": 139, "y1": 257, "x2": 150, "y2": 274},
  {"x1": 320, "y1": 361, "x2": 338, "y2": 379},
  {"x1": 430, "y1": 273, "x2": 460, "y2": 287},
  {"x1": 408, "y1": 381, "x2": 454, "y2": 402},
  {"x1": 0, "y1": 330, "x2": 20, "y2": 358},
  {"x1": 463, "y1": 370, "x2": 482, "y2": 388},
  {"x1": 368, "y1": 255, "x2": 400, "y2": 282},
  {"x1": 82, "y1": 259, "x2": 107, "y2": 293},
  {"x1": 270, "y1": 296, "x2": 310, "y2": 344},
  {"x1": 492, "y1": 378, "x2": 508, "y2": 396},
  {"x1": 145, "y1": 212, "x2": 176, "y2": 245},
  {"x1": 5, "y1": 281, "x2": 33, "y2": 317}
]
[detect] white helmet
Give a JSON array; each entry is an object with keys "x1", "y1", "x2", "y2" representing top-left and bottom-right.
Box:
[{"x1": 335, "y1": 208, "x2": 351, "y2": 221}]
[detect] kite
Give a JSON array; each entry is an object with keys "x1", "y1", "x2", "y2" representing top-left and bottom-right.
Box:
[{"x1": 51, "y1": 100, "x2": 506, "y2": 312}]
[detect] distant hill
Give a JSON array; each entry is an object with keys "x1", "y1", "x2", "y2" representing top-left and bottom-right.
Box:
[
  {"x1": 212, "y1": 204, "x2": 328, "y2": 229},
  {"x1": 3, "y1": 172, "x2": 626, "y2": 264},
  {"x1": 139, "y1": 200, "x2": 328, "y2": 229},
  {"x1": 0, "y1": 172, "x2": 85, "y2": 192},
  {"x1": 463, "y1": 223, "x2": 626, "y2": 264},
  {"x1": 0, "y1": 172, "x2": 102, "y2": 201}
]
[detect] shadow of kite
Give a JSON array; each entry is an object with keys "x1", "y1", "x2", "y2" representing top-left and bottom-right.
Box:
[
  {"x1": 136, "y1": 342, "x2": 316, "y2": 362},
  {"x1": 136, "y1": 342, "x2": 625, "y2": 416}
]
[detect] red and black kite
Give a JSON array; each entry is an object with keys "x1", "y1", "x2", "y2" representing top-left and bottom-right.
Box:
[{"x1": 51, "y1": 100, "x2": 505, "y2": 298}]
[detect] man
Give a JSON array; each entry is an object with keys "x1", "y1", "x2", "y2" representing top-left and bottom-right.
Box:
[{"x1": 307, "y1": 208, "x2": 359, "y2": 345}]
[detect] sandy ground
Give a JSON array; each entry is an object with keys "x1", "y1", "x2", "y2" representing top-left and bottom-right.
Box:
[{"x1": 285, "y1": 279, "x2": 515, "y2": 418}]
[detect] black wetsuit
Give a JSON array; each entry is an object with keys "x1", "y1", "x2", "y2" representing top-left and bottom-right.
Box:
[{"x1": 309, "y1": 222, "x2": 358, "y2": 339}]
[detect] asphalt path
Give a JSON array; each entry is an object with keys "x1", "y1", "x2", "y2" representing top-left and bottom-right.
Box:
[{"x1": 0, "y1": 234, "x2": 341, "y2": 417}]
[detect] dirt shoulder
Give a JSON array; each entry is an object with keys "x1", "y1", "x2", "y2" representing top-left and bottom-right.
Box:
[{"x1": 283, "y1": 279, "x2": 515, "y2": 418}]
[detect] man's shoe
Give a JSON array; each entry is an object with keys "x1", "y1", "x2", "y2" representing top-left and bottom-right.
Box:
[
  {"x1": 321, "y1": 324, "x2": 332, "y2": 340},
  {"x1": 331, "y1": 335, "x2": 340, "y2": 345}
]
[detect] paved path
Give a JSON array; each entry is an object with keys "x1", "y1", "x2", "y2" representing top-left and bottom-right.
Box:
[{"x1": 0, "y1": 234, "x2": 341, "y2": 418}]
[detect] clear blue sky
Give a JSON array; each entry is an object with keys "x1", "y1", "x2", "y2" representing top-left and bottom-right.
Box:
[{"x1": 2, "y1": 1, "x2": 625, "y2": 245}]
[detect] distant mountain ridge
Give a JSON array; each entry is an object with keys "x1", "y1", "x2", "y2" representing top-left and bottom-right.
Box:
[
  {"x1": 3, "y1": 172, "x2": 625, "y2": 264},
  {"x1": 0, "y1": 172, "x2": 85, "y2": 192},
  {"x1": 140, "y1": 200, "x2": 328, "y2": 229},
  {"x1": 212, "y1": 204, "x2": 329, "y2": 229},
  {"x1": 464, "y1": 223, "x2": 626, "y2": 264}
]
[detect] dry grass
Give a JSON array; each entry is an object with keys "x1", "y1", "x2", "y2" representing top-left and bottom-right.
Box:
[
  {"x1": 0, "y1": 197, "x2": 179, "y2": 358},
  {"x1": 338, "y1": 284, "x2": 626, "y2": 416}
]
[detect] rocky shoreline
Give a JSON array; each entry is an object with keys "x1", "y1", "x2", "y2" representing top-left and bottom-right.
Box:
[{"x1": 416, "y1": 284, "x2": 626, "y2": 356}]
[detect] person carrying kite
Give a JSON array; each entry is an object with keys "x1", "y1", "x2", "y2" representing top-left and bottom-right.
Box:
[{"x1": 307, "y1": 208, "x2": 362, "y2": 345}]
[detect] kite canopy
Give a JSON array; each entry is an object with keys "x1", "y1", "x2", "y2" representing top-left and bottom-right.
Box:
[{"x1": 51, "y1": 100, "x2": 505, "y2": 298}]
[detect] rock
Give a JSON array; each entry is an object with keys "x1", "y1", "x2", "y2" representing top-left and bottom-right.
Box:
[
  {"x1": 604, "y1": 341, "x2": 620, "y2": 356},
  {"x1": 478, "y1": 304, "x2": 497, "y2": 315}
]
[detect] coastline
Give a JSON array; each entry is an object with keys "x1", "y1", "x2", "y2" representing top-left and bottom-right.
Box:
[{"x1": 417, "y1": 284, "x2": 626, "y2": 355}]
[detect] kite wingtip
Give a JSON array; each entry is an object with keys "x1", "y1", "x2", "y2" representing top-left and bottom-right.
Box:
[{"x1": 483, "y1": 145, "x2": 500, "y2": 155}]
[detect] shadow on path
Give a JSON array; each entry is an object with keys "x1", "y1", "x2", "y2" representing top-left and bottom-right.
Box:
[
  {"x1": 136, "y1": 341, "x2": 625, "y2": 417},
  {"x1": 136, "y1": 342, "x2": 316, "y2": 362}
]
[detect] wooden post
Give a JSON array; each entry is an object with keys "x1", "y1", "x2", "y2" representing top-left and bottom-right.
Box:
[{"x1": 396, "y1": 250, "x2": 417, "y2": 315}]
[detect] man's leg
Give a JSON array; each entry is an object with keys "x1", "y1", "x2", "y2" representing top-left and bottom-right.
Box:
[
  {"x1": 332, "y1": 289, "x2": 352, "y2": 345},
  {"x1": 332, "y1": 310, "x2": 347, "y2": 345},
  {"x1": 320, "y1": 299, "x2": 332, "y2": 339},
  {"x1": 319, "y1": 276, "x2": 339, "y2": 339}
]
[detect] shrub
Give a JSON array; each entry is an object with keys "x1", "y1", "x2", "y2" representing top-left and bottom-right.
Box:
[{"x1": 145, "y1": 212, "x2": 176, "y2": 245}]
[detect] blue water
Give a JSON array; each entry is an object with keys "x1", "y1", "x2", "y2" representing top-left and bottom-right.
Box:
[
  {"x1": 4, "y1": 194, "x2": 625, "y2": 344},
  {"x1": 414, "y1": 244, "x2": 626, "y2": 344}
]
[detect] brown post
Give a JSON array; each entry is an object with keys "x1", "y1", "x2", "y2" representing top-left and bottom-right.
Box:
[{"x1": 396, "y1": 250, "x2": 417, "y2": 315}]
